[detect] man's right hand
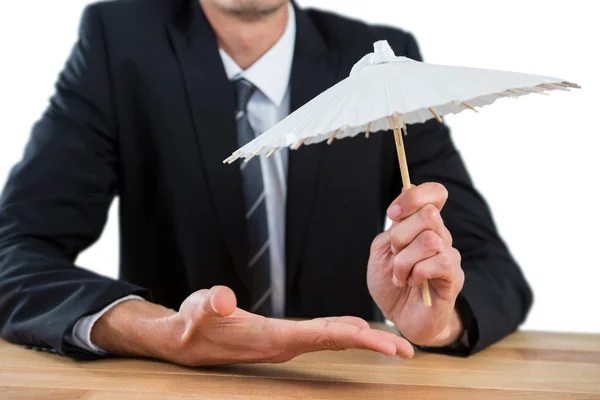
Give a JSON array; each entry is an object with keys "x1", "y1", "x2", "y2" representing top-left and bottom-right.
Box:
[{"x1": 91, "y1": 286, "x2": 414, "y2": 365}]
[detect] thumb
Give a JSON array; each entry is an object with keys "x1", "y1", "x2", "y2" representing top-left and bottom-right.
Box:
[
  {"x1": 205, "y1": 285, "x2": 237, "y2": 317},
  {"x1": 179, "y1": 286, "x2": 237, "y2": 339}
]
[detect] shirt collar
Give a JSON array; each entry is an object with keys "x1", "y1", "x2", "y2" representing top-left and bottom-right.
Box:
[{"x1": 218, "y1": 2, "x2": 296, "y2": 107}]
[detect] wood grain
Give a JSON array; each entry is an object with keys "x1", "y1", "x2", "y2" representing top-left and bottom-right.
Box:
[
  {"x1": 1, "y1": 326, "x2": 599, "y2": 400},
  {"x1": 0, "y1": 388, "x2": 88, "y2": 399}
]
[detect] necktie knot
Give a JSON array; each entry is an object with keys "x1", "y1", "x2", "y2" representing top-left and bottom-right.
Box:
[{"x1": 232, "y1": 78, "x2": 256, "y2": 112}]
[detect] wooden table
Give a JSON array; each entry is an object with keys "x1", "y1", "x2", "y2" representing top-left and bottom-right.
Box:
[{"x1": 1, "y1": 325, "x2": 599, "y2": 399}]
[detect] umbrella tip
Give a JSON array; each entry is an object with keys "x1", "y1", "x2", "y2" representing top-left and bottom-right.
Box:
[{"x1": 373, "y1": 40, "x2": 395, "y2": 56}]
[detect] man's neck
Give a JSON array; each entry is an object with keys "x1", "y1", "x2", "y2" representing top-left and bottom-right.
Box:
[{"x1": 200, "y1": 1, "x2": 289, "y2": 70}]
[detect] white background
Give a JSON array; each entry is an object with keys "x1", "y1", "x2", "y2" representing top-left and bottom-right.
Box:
[{"x1": 0, "y1": 1, "x2": 598, "y2": 333}]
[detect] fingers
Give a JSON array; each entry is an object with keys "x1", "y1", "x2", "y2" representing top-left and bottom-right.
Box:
[
  {"x1": 393, "y1": 230, "x2": 443, "y2": 287},
  {"x1": 390, "y1": 204, "x2": 446, "y2": 251},
  {"x1": 289, "y1": 319, "x2": 414, "y2": 359},
  {"x1": 347, "y1": 326, "x2": 414, "y2": 359},
  {"x1": 372, "y1": 329, "x2": 415, "y2": 358},
  {"x1": 387, "y1": 182, "x2": 448, "y2": 222},
  {"x1": 410, "y1": 250, "x2": 464, "y2": 291},
  {"x1": 370, "y1": 230, "x2": 392, "y2": 256},
  {"x1": 320, "y1": 316, "x2": 371, "y2": 329}
]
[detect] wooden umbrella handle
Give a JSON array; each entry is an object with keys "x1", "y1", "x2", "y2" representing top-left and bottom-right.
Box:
[{"x1": 392, "y1": 126, "x2": 432, "y2": 308}]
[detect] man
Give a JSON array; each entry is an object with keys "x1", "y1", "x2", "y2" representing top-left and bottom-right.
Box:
[{"x1": 0, "y1": 0, "x2": 533, "y2": 365}]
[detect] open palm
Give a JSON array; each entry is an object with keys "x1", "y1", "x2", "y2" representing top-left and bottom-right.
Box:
[{"x1": 166, "y1": 286, "x2": 414, "y2": 366}]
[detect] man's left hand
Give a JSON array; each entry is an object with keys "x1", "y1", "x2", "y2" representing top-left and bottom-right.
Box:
[{"x1": 367, "y1": 182, "x2": 465, "y2": 347}]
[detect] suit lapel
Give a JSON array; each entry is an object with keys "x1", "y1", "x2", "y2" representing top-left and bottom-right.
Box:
[
  {"x1": 166, "y1": 2, "x2": 251, "y2": 298},
  {"x1": 285, "y1": 6, "x2": 341, "y2": 291}
]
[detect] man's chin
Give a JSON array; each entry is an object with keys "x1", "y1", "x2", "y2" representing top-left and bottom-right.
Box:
[{"x1": 216, "y1": 0, "x2": 288, "y2": 21}]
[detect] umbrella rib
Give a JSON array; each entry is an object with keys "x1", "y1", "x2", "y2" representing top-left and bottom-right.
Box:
[
  {"x1": 499, "y1": 91, "x2": 519, "y2": 99},
  {"x1": 550, "y1": 83, "x2": 571, "y2": 90},
  {"x1": 428, "y1": 107, "x2": 443, "y2": 123},
  {"x1": 265, "y1": 147, "x2": 280, "y2": 158},
  {"x1": 517, "y1": 88, "x2": 549, "y2": 96},
  {"x1": 537, "y1": 84, "x2": 557, "y2": 91},
  {"x1": 551, "y1": 83, "x2": 571, "y2": 91},
  {"x1": 243, "y1": 154, "x2": 256, "y2": 163},
  {"x1": 506, "y1": 89, "x2": 523, "y2": 96},
  {"x1": 224, "y1": 152, "x2": 242, "y2": 164},
  {"x1": 461, "y1": 102, "x2": 478, "y2": 112},
  {"x1": 291, "y1": 138, "x2": 307, "y2": 150},
  {"x1": 253, "y1": 146, "x2": 264, "y2": 156},
  {"x1": 560, "y1": 81, "x2": 581, "y2": 89},
  {"x1": 530, "y1": 88, "x2": 548, "y2": 95},
  {"x1": 327, "y1": 130, "x2": 339, "y2": 145}
]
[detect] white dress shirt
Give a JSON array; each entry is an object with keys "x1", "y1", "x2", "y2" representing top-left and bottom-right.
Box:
[{"x1": 67, "y1": 3, "x2": 296, "y2": 354}]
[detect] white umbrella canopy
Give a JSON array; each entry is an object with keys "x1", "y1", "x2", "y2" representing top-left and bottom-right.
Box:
[
  {"x1": 223, "y1": 40, "x2": 579, "y2": 307},
  {"x1": 224, "y1": 40, "x2": 579, "y2": 162}
]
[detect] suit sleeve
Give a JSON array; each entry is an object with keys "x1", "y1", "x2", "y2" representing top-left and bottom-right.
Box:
[
  {"x1": 384, "y1": 31, "x2": 533, "y2": 355},
  {"x1": 0, "y1": 5, "x2": 151, "y2": 359}
]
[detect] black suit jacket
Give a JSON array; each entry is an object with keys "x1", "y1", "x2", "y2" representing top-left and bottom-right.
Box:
[{"x1": 0, "y1": 0, "x2": 532, "y2": 359}]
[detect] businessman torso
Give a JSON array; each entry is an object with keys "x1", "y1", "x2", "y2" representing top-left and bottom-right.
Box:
[
  {"x1": 79, "y1": 0, "x2": 413, "y2": 318},
  {"x1": 0, "y1": 0, "x2": 534, "y2": 358}
]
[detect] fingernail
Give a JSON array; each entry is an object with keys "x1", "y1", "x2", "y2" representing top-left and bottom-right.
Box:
[
  {"x1": 387, "y1": 205, "x2": 402, "y2": 220},
  {"x1": 392, "y1": 274, "x2": 401, "y2": 287}
]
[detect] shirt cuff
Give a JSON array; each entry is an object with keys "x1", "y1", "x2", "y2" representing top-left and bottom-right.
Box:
[{"x1": 66, "y1": 295, "x2": 145, "y2": 355}]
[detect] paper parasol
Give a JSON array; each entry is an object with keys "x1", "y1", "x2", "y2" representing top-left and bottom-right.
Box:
[{"x1": 223, "y1": 40, "x2": 580, "y2": 307}]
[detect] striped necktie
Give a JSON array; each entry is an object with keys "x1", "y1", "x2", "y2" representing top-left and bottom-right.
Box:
[{"x1": 233, "y1": 78, "x2": 272, "y2": 317}]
